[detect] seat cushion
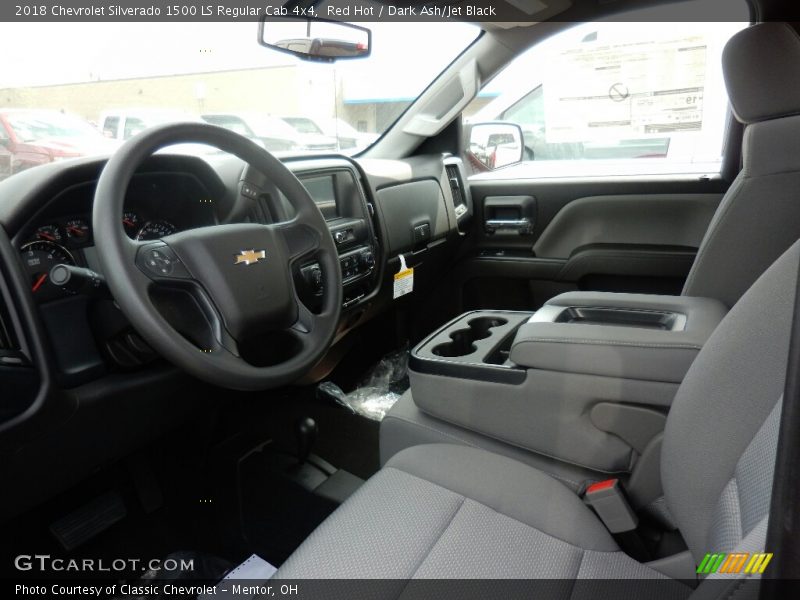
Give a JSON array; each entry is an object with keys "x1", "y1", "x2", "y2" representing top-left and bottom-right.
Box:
[{"x1": 274, "y1": 444, "x2": 685, "y2": 585}]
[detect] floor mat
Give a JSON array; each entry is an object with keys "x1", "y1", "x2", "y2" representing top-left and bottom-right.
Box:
[{"x1": 237, "y1": 446, "x2": 338, "y2": 566}]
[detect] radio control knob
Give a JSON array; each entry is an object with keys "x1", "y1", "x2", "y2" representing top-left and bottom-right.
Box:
[{"x1": 360, "y1": 250, "x2": 375, "y2": 268}]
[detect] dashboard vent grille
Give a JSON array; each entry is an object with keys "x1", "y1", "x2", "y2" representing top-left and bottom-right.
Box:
[
  {"x1": 445, "y1": 164, "x2": 468, "y2": 219},
  {"x1": 0, "y1": 303, "x2": 12, "y2": 350},
  {"x1": 445, "y1": 165, "x2": 463, "y2": 207}
]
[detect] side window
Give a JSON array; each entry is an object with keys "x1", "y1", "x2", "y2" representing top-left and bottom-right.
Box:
[{"x1": 466, "y1": 18, "x2": 748, "y2": 176}]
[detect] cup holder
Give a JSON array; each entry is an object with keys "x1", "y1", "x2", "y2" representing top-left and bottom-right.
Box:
[
  {"x1": 432, "y1": 331, "x2": 477, "y2": 357},
  {"x1": 467, "y1": 317, "x2": 508, "y2": 339},
  {"x1": 432, "y1": 316, "x2": 508, "y2": 358}
]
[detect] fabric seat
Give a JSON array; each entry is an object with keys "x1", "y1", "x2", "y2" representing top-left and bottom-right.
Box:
[
  {"x1": 276, "y1": 443, "x2": 686, "y2": 585},
  {"x1": 681, "y1": 22, "x2": 800, "y2": 308},
  {"x1": 273, "y1": 234, "x2": 798, "y2": 586}
]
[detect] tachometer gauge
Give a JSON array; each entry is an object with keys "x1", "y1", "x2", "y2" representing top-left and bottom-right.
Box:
[
  {"x1": 122, "y1": 212, "x2": 140, "y2": 238},
  {"x1": 65, "y1": 218, "x2": 90, "y2": 244},
  {"x1": 35, "y1": 224, "x2": 62, "y2": 243},
  {"x1": 136, "y1": 220, "x2": 177, "y2": 241},
  {"x1": 20, "y1": 241, "x2": 76, "y2": 303}
]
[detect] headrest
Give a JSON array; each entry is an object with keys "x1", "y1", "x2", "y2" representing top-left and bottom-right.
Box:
[{"x1": 723, "y1": 23, "x2": 800, "y2": 124}]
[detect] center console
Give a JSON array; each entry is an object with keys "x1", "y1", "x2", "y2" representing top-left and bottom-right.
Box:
[{"x1": 407, "y1": 292, "x2": 728, "y2": 474}]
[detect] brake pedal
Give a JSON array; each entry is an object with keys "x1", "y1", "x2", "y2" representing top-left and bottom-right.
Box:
[{"x1": 50, "y1": 491, "x2": 127, "y2": 551}]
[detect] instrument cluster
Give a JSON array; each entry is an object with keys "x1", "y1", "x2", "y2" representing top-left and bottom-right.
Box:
[{"x1": 20, "y1": 212, "x2": 180, "y2": 302}]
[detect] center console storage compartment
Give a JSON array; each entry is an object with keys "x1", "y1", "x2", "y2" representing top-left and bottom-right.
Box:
[
  {"x1": 552, "y1": 306, "x2": 686, "y2": 330},
  {"x1": 515, "y1": 292, "x2": 728, "y2": 383},
  {"x1": 407, "y1": 293, "x2": 728, "y2": 474}
]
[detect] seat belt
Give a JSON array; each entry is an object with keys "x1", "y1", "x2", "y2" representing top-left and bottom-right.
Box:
[
  {"x1": 583, "y1": 478, "x2": 651, "y2": 562},
  {"x1": 583, "y1": 478, "x2": 639, "y2": 533}
]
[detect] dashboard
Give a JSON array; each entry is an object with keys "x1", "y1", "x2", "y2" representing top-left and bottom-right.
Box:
[
  {"x1": 0, "y1": 145, "x2": 473, "y2": 518},
  {"x1": 0, "y1": 148, "x2": 472, "y2": 425}
]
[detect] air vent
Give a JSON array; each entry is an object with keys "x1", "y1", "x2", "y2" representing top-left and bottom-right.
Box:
[
  {"x1": 0, "y1": 301, "x2": 13, "y2": 350},
  {"x1": 445, "y1": 164, "x2": 467, "y2": 218}
]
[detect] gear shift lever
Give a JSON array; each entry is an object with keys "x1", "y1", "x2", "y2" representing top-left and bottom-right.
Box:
[{"x1": 296, "y1": 417, "x2": 318, "y2": 465}]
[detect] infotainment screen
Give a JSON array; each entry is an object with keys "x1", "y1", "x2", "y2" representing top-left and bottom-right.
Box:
[{"x1": 302, "y1": 175, "x2": 338, "y2": 220}]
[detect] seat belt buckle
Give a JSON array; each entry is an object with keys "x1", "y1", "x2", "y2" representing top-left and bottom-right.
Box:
[{"x1": 583, "y1": 478, "x2": 639, "y2": 533}]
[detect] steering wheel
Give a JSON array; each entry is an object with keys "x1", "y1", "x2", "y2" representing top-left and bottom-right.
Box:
[{"x1": 92, "y1": 123, "x2": 342, "y2": 390}]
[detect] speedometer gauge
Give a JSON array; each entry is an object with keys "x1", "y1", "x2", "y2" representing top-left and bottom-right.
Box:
[
  {"x1": 20, "y1": 241, "x2": 76, "y2": 303},
  {"x1": 136, "y1": 220, "x2": 177, "y2": 241}
]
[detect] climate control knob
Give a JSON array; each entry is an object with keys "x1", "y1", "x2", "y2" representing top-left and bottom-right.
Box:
[{"x1": 359, "y1": 250, "x2": 375, "y2": 268}]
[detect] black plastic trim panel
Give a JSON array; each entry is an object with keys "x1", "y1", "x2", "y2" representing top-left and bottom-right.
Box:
[{"x1": 409, "y1": 353, "x2": 526, "y2": 384}]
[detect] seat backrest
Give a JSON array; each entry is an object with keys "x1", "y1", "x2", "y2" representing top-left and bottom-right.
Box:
[
  {"x1": 663, "y1": 237, "x2": 798, "y2": 565},
  {"x1": 682, "y1": 23, "x2": 800, "y2": 308}
]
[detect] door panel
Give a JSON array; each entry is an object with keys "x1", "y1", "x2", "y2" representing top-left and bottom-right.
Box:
[
  {"x1": 453, "y1": 177, "x2": 727, "y2": 311},
  {"x1": 533, "y1": 194, "x2": 720, "y2": 257}
]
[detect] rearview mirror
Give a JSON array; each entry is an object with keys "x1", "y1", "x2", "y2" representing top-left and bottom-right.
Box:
[
  {"x1": 258, "y1": 18, "x2": 370, "y2": 62},
  {"x1": 466, "y1": 122, "x2": 524, "y2": 171}
]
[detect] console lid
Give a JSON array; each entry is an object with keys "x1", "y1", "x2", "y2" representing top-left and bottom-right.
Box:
[{"x1": 510, "y1": 292, "x2": 728, "y2": 383}]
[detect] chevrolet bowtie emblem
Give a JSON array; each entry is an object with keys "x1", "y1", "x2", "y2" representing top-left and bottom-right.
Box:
[{"x1": 234, "y1": 249, "x2": 266, "y2": 266}]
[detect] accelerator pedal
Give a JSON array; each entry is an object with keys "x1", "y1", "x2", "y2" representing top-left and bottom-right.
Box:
[{"x1": 50, "y1": 491, "x2": 127, "y2": 551}]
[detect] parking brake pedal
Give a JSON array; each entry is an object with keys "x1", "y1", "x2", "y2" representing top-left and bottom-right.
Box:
[{"x1": 50, "y1": 491, "x2": 127, "y2": 551}]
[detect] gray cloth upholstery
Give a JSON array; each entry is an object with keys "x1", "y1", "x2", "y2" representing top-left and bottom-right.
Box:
[
  {"x1": 681, "y1": 119, "x2": 800, "y2": 306},
  {"x1": 722, "y1": 23, "x2": 800, "y2": 125},
  {"x1": 380, "y1": 390, "x2": 600, "y2": 491},
  {"x1": 510, "y1": 293, "x2": 727, "y2": 383},
  {"x1": 275, "y1": 443, "x2": 685, "y2": 585},
  {"x1": 682, "y1": 23, "x2": 800, "y2": 307},
  {"x1": 276, "y1": 238, "x2": 798, "y2": 584},
  {"x1": 664, "y1": 241, "x2": 797, "y2": 558}
]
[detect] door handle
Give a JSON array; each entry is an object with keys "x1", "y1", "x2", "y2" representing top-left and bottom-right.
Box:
[{"x1": 485, "y1": 218, "x2": 533, "y2": 235}]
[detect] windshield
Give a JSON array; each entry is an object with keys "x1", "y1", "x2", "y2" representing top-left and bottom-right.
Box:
[
  {"x1": 283, "y1": 117, "x2": 323, "y2": 135},
  {"x1": 0, "y1": 21, "x2": 478, "y2": 181},
  {"x1": 6, "y1": 112, "x2": 103, "y2": 143}
]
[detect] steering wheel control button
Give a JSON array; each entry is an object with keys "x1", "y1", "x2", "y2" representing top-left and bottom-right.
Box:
[
  {"x1": 138, "y1": 244, "x2": 191, "y2": 279},
  {"x1": 240, "y1": 182, "x2": 259, "y2": 199}
]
